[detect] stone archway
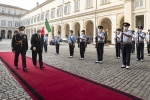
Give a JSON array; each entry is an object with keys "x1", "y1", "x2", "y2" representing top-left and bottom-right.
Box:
[
  {"x1": 14, "y1": 30, "x2": 18, "y2": 35},
  {"x1": 57, "y1": 25, "x2": 61, "y2": 33},
  {"x1": 64, "y1": 24, "x2": 70, "y2": 38},
  {"x1": 117, "y1": 15, "x2": 124, "y2": 29},
  {"x1": 99, "y1": 18, "x2": 112, "y2": 43},
  {"x1": 120, "y1": 17, "x2": 124, "y2": 29},
  {"x1": 7, "y1": 30, "x2": 12, "y2": 39},
  {"x1": 74, "y1": 22, "x2": 80, "y2": 37},
  {"x1": 84, "y1": 20, "x2": 94, "y2": 43},
  {"x1": 1, "y1": 30, "x2": 5, "y2": 38}
]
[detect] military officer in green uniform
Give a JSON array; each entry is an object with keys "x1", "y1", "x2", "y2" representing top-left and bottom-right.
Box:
[{"x1": 11, "y1": 26, "x2": 28, "y2": 71}]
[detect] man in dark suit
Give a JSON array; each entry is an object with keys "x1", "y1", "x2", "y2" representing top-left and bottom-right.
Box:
[
  {"x1": 11, "y1": 26, "x2": 28, "y2": 71},
  {"x1": 31, "y1": 29, "x2": 45, "y2": 69}
]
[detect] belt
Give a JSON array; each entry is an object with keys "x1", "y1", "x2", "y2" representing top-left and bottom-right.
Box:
[
  {"x1": 15, "y1": 40, "x2": 22, "y2": 47},
  {"x1": 138, "y1": 41, "x2": 144, "y2": 43},
  {"x1": 122, "y1": 42, "x2": 132, "y2": 44},
  {"x1": 98, "y1": 41, "x2": 104, "y2": 43}
]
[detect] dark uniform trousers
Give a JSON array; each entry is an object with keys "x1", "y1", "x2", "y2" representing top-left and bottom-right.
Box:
[
  {"x1": 32, "y1": 49, "x2": 43, "y2": 66},
  {"x1": 147, "y1": 42, "x2": 150, "y2": 54},
  {"x1": 136, "y1": 43, "x2": 144, "y2": 60},
  {"x1": 44, "y1": 42, "x2": 47, "y2": 52},
  {"x1": 69, "y1": 44, "x2": 74, "y2": 56},
  {"x1": 97, "y1": 43, "x2": 104, "y2": 61},
  {"x1": 14, "y1": 50, "x2": 26, "y2": 68},
  {"x1": 12, "y1": 34, "x2": 28, "y2": 69},
  {"x1": 56, "y1": 43, "x2": 59, "y2": 54},
  {"x1": 122, "y1": 44, "x2": 131, "y2": 66},
  {"x1": 115, "y1": 43, "x2": 121, "y2": 57},
  {"x1": 131, "y1": 41, "x2": 135, "y2": 53},
  {"x1": 80, "y1": 42, "x2": 85, "y2": 58}
]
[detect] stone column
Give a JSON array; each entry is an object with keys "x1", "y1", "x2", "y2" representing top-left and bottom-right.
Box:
[
  {"x1": 5, "y1": 30, "x2": 7, "y2": 39},
  {"x1": 124, "y1": 0, "x2": 133, "y2": 30},
  {"x1": 54, "y1": 25, "x2": 58, "y2": 36},
  {"x1": 80, "y1": 19, "x2": 85, "y2": 31},
  {"x1": 111, "y1": 14, "x2": 117, "y2": 44},
  {"x1": 69, "y1": 21, "x2": 73, "y2": 31},
  {"x1": 147, "y1": 0, "x2": 150, "y2": 30},
  {"x1": 61, "y1": 24, "x2": 66, "y2": 39}
]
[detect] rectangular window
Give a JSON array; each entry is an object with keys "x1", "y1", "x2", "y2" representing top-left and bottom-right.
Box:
[
  {"x1": 15, "y1": 22, "x2": 19, "y2": 27},
  {"x1": 31, "y1": 17, "x2": 33, "y2": 24},
  {"x1": 64, "y1": 3, "x2": 70, "y2": 14},
  {"x1": 74, "y1": 0, "x2": 80, "y2": 12},
  {"x1": 51, "y1": 9, "x2": 55, "y2": 18},
  {"x1": 34, "y1": 16, "x2": 36, "y2": 23},
  {"x1": 8, "y1": 10, "x2": 10, "y2": 14},
  {"x1": 2, "y1": 9, "x2": 4, "y2": 13},
  {"x1": 136, "y1": 15, "x2": 144, "y2": 28},
  {"x1": 41, "y1": 14, "x2": 44, "y2": 21},
  {"x1": 20, "y1": 21, "x2": 22, "y2": 26},
  {"x1": 45, "y1": 11, "x2": 49, "y2": 20},
  {"x1": 57, "y1": 6, "x2": 62, "y2": 17},
  {"x1": 1, "y1": 20, "x2": 6, "y2": 26},
  {"x1": 8, "y1": 21, "x2": 12, "y2": 26},
  {"x1": 86, "y1": 0, "x2": 92, "y2": 8},
  {"x1": 102, "y1": 0, "x2": 108, "y2": 4},
  {"x1": 135, "y1": 0, "x2": 143, "y2": 8},
  {"x1": 28, "y1": 19, "x2": 30, "y2": 25},
  {"x1": 37, "y1": 15, "x2": 40, "y2": 22}
]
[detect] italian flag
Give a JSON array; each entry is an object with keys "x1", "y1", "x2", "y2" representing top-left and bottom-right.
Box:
[{"x1": 45, "y1": 19, "x2": 51, "y2": 33}]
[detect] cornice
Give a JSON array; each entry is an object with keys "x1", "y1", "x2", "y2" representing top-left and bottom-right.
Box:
[
  {"x1": 0, "y1": 3, "x2": 28, "y2": 10},
  {"x1": 0, "y1": 13, "x2": 21, "y2": 18},
  {"x1": 25, "y1": 4, "x2": 124, "y2": 28},
  {"x1": 21, "y1": 0, "x2": 54, "y2": 16}
]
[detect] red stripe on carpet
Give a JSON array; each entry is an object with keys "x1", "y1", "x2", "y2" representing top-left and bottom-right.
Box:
[{"x1": 0, "y1": 52, "x2": 143, "y2": 100}]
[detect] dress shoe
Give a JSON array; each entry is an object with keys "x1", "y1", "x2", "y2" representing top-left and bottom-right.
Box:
[
  {"x1": 40, "y1": 66, "x2": 45, "y2": 69},
  {"x1": 121, "y1": 65, "x2": 126, "y2": 68},
  {"x1": 15, "y1": 66, "x2": 19, "y2": 69},
  {"x1": 95, "y1": 61, "x2": 100, "y2": 63},
  {"x1": 34, "y1": 65, "x2": 38, "y2": 68},
  {"x1": 23, "y1": 68, "x2": 28, "y2": 71}
]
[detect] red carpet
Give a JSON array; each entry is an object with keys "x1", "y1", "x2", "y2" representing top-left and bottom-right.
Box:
[{"x1": 0, "y1": 52, "x2": 143, "y2": 100}]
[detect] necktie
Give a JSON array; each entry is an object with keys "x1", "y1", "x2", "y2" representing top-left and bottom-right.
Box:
[{"x1": 38, "y1": 35, "x2": 40, "y2": 39}]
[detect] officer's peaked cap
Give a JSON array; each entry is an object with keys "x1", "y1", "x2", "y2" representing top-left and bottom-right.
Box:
[
  {"x1": 123, "y1": 22, "x2": 130, "y2": 26},
  {"x1": 98, "y1": 26, "x2": 103, "y2": 29},
  {"x1": 18, "y1": 26, "x2": 25, "y2": 30}
]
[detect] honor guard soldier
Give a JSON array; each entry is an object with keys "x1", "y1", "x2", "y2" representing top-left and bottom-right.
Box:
[
  {"x1": 135, "y1": 26, "x2": 146, "y2": 61},
  {"x1": 121, "y1": 22, "x2": 132, "y2": 69},
  {"x1": 68, "y1": 30, "x2": 76, "y2": 58},
  {"x1": 55, "y1": 31, "x2": 61, "y2": 55},
  {"x1": 114, "y1": 28, "x2": 122, "y2": 59},
  {"x1": 131, "y1": 30, "x2": 135, "y2": 54},
  {"x1": 146, "y1": 29, "x2": 150, "y2": 56},
  {"x1": 11, "y1": 26, "x2": 28, "y2": 71},
  {"x1": 95, "y1": 26, "x2": 105, "y2": 64},
  {"x1": 78, "y1": 30, "x2": 87, "y2": 60}
]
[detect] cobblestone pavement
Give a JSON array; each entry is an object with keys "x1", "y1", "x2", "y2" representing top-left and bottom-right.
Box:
[
  {"x1": 1, "y1": 39, "x2": 150, "y2": 100},
  {"x1": 0, "y1": 61, "x2": 32, "y2": 100}
]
